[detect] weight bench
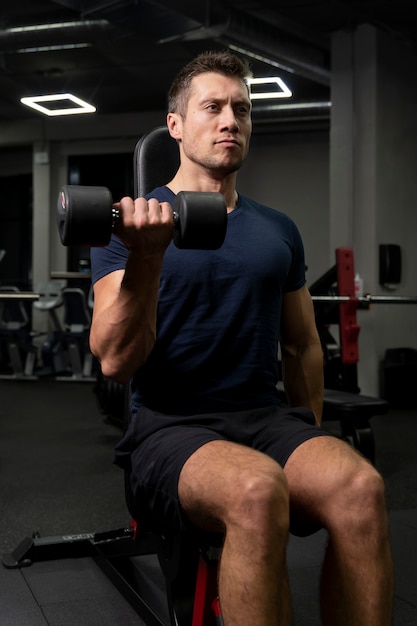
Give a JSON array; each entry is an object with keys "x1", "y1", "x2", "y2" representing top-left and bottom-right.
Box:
[
  {"x1": 277, "y1": 381, "x2": 388, "y2": 463},
  {"x1": 321, "y1": 389, "x2": 388, "y2": 462},
  {"x1": 3, "y1": 387, "x2": 223, "y2": 626},
  {"x1": 2, "y1": 521, "x2": 222, "y2": 626}
]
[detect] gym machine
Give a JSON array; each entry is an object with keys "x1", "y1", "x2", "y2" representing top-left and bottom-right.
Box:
[
  {"x1": 54, "y1": 286, "x2": 97, "y2": 382},
  {"x1": 310, "y1": 247, "x2": 417, "y2": 393},
  {"x1": 307, "y1": 246, "x2": 417, "y2": 459},
  {"x1": 34, "y1": 280, "x2": 68, "y2": 376},
  {"x1": 33, "y1": 279, "x2": 97, "y2": 381},
  {"x1": 0, "y1": 287, "x2": 40, "y2": 380}
]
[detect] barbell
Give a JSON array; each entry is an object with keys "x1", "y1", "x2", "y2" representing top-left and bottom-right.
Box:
[
  {"x1": 56, "y1": 185, "x2": 227, "y2": 250},
  {"x1": 312, "y1": 295, "x2": 417, "y2": 304}
]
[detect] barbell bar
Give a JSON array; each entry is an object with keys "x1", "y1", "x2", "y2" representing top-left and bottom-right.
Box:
[{"x1": 312, "y1": 295, "x2": 417, "y2": 304}]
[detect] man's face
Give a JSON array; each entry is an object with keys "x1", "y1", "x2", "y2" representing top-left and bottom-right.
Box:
[{"x1": 176, "y1": 72, "x2": 252, "y2": 177}]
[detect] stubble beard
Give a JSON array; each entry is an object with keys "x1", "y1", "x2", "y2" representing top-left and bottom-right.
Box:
[{"x1": 184, "y1": 142, "x2": 248, "y2": 178}]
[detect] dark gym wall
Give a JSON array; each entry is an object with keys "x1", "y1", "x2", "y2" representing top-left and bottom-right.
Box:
[
  {"x1": 0, "y1": 173, "x2": 33, "y2": 288},
  {"x1": 66, "y1": 152, "x2": 133, "y2": 273}
]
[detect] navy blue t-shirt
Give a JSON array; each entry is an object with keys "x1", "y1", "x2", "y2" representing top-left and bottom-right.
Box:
[{"x1": 91, "y1": 187, "x2": 306, "y2": 415}]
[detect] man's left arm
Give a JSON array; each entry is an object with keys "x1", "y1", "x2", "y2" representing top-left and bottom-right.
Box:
[{"x1": 280, "y1": 284, "x2": 324, "y2": 425}]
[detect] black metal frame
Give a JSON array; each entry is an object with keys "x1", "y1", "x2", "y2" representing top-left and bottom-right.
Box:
[{"x1": 2, "y1": 522, "x2": 216, "y2": 626}]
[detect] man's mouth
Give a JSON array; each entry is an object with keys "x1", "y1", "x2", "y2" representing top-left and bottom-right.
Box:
[{"x1": 216, "y1": 138, "x2": 239, "y2": 146}]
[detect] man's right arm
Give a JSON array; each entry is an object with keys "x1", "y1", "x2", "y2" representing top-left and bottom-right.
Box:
[{"x1": 89, "y1": 196, "x2": 173, "y2": 383}]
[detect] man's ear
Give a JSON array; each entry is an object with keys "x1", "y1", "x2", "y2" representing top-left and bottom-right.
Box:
[{"x1": 167, "y1": 112, "x2": 182, "y2": 141}]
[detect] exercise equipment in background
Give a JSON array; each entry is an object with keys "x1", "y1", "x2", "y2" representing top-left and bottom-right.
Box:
[
  {"x1": 34, "y1": 280, "x2": 97, "y2": 381},
  {"x1": 55, "y1": 287, "x2": 97, "y2": 382},
  {"x1": 34, "y1": 280, "x2": 68, "y2": 376},
  {"x1": 308, "y1": 246, "x2": 417, "y2": 459},
  {"x1": 310, "y1": 247, "x2": 417, "y2": 393},
  {"x1": 0, "y1": 286, "x2": 39, "y2": 380}
]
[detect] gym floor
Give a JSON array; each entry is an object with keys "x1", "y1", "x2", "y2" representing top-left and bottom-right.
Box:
[{"x1": 0, "y1": 379, "x2": 416, "y2": 625}]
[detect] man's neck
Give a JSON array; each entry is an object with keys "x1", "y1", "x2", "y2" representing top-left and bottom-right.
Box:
[{"x1": 167, "y1": 168, "x2": 238, "y2": 213}]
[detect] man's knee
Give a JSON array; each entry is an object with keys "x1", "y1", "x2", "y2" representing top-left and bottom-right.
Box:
[
  {"x1": 330, "y1": 461, "x2": 388, "y2": 534},
  {"x1": 178, "y1": 441, "x2": 291, "y2": 537},
  {"x1": 225, "y1": 461, "x2": 290, "y2": 535},
  {"x1": 351, "y1": 463, "x2": 387, "y2": 517}
]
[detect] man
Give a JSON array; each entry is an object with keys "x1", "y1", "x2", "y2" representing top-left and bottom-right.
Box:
[{"x1": 90, "y1": 51, "x2": 393, "y2": 625}]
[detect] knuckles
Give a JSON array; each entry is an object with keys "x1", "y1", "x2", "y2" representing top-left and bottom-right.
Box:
[{"x1": 114, "y1": 196, "x2": 174, "y2": 249}]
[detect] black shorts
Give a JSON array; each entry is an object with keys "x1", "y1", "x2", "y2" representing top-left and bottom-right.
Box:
[{"x1": 115, "y1": 404, "x2": 329, "y2": 532}]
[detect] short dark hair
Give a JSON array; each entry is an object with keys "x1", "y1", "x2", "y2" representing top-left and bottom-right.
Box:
[{"x1": 168, "y1": 51, "x2": 252, "y2": 116}]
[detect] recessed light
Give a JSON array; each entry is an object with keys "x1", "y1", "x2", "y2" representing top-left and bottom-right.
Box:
[{"x1": 20, "y1": 93, "x2": 96, "y2": 116}]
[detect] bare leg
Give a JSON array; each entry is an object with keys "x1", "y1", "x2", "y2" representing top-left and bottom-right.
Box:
[
  {"x1": 284, "y1": 436, "x2": 393, "y2": 626},
  {"x1": 178, "y1": 440, "x2": 292, "y2": 626}
]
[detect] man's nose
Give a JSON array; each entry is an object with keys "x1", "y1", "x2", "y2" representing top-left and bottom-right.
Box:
[{"x1": 220, "y1": 107, "x2": 239, "y2": 130}]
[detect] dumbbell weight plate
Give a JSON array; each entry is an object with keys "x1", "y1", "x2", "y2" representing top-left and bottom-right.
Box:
[
  {"x1": 57, "y1": 185, "x2": 114, "y2": 247},
  {"x1": 173, "y1": 191, "x2": 227, "y2": 250}
]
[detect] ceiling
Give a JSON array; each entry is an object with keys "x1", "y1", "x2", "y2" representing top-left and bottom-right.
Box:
[{"x1": 1, "y1": 0, "x2": 417, "y2": 125}]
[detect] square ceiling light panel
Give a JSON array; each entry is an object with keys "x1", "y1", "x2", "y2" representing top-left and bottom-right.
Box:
[
  {"x1": 247, "y1": 77, "x2": 292, "y2": 99},
  {"x1": 20, "y1": 93, "x2": 96, "y2": 116}
]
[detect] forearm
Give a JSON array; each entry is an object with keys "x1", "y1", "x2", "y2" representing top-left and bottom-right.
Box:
[
  {"x1": 281, "y1": 340, "x2": 324, "y2": 425},
  {"x1": 90, "y1": 249, "x2": 163, "y2": 383}
]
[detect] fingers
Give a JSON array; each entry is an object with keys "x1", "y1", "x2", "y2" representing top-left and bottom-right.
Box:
[
  {"x1": 116, "y1": 196, "x2": 171, "y2": 224},
  {"x1": 135, "y1": 197, "x2": 173, "y2": 226},
  {"x1": 114, "y1": 196, "x2": 174, "y2": 253}
]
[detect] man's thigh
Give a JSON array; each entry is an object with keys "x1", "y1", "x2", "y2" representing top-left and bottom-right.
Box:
[{"x1": 129, "y1": 424, "x2": 225, "y2": 531}]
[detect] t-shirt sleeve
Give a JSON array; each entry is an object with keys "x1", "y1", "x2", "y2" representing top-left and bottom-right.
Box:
[
  {"x1": 90, "y1": 234, "x2": 128, "y2": 284},
  {"x1": 284, "y1": 217, "x2": 306, "y2": 293},
  {"x1": 90, "y1": 185, "x2": 174, "y2": 285}
]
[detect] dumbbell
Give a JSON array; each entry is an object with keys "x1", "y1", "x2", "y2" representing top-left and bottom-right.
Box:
[{"x1": 57, "y1": 185, "x2": 227, "y2": 250}]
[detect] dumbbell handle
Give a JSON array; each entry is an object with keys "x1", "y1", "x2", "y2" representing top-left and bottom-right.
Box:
[
  {"x1": 111, "y1": 206, "x2": 120, "y2": 229},
  {"x1": 109, "y1": 205, "x2": 180, "y2": 230}
]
